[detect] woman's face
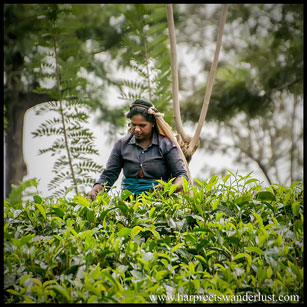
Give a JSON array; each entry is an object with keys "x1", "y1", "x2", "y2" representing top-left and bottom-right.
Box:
[{"x1": 130, "y1": 114, "x2": 154, "y2": 142}]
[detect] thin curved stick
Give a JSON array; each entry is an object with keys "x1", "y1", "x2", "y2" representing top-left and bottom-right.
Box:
[
  {"x1": 166, "y1": 4, "x2": 188, "y2": 142},
  {"x1": 189, "y1": 4, "x2": 229, "y2": 151}
]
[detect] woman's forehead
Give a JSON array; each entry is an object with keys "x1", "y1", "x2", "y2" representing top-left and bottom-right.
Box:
[{"x1": 130, "y1": 114, "x2": 150, "y2": 123}]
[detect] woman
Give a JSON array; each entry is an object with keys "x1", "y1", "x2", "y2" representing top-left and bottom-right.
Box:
[{"x1": 88, "y1": 98, "x2": 188, "y2": 201}]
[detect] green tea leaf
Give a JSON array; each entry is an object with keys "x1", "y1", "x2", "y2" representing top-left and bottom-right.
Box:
[
  {"x1": 69, "y1": 227, "x2": 79, "y2": 237},
  {"x1": 255, "y1": 191, "x2": 275, "y2": 201},
  {"x1": 74, "y1": 195, "x2": 89, "y2": 207},
  {"x1": 291, "y1": 201, "x2": 300, "y2": 216},
  {"x1": 33, "y1": 195, "x2": 43, "y2": 204},
  {"x1": 193, "y1": 178, "x2": 204, "y2": 187},
  {"x1": 190, "y1": 228, "x2": 213, "y2": 234},
  {"x1": 145, "y1": 227, "x2": 160, "y2": 239},
  {"x1": 118, "y1": 227, "x2": 131, "y2": 238},
  {"x1": 245, "y1": 246, "x2": 264, "y2": 256},
  {"x1": 274, "y1": 234, "x2": 283, "y2": 247},
  {"x1": 155, "y1": 270, "x2": 168, "y2": 281},
  {"x1": 291, "y1": 265, "x2": 303, "y2": 281},
  {"x1": 225, "y1": 236, "x2": 240, "y2": 245},
  {"x1": 188, "y1": 261, "x2": 195, "y2": 274},
  {"x1": 89, "y1": 264, "x2": 101, "y2": 280},
  {"x1": 182, "y1": 176, "x2": 189, "y2": 192},
  {"x1": 86, "y1": 284, "x2": 100, "y2": 296},
  {"x1": 211, "y1": 199, "x2": 219, "y2": 210},
  {"x1": 51, "y1": 285, "x2": 70, "y2": 302},
  {"x1": 31, "y1": 278, "x2": 43, "y2": 287},
  {"x1": 80, "y1": 229, "x2": 95, "y2": 240},
  {"x1": 171, "y1": 243, "x2": 184, "y2": 253},
  {"x1": 131, "y1": 226, "x2": 143, "y2": 239},
  {"x1": 232, "y1": 253, "x2": 252, "y2": 265},
  {"x1": 216, "y1": 212, "x2": 225, "y2": 221},
  {"x1": 117, "y1": 202, "x2": 129, "y2": 215},
  {"x1": 20, "y1": 234, "x2": 34, "y2": 246},
  {"x1": 121, "y1": 189, "x2": 133, "y2": 201},
  {"x1": 223, "y1": 174, "x2": 231, "y2": 183},
  {"x1": 86, "y1": 209, "x2": 94, "y2": 222},
  {"x1": 52, "y1": 207, "x2": 65, "y2": 218},
  {"x1": 294, "y1": 220, "x2": 303, "y2": 233},
  {"x1": 20, "y1": 274, "x2": 34, "y2": 286},
  {"x1": 24, "y1": 297, "x2": 34, "y2": 303},
  {"x1": 195, "y1": 255, "x2": 207, "y2": 263},
  {"x1": 251, "y1": 211, "x2": 263, "y2": 226},
  {"x1": 43, "y1": 280, "x2": 58, "y2": 288},
  {"x1": 257, "y1": 266, "x2": 267, "y2": 281},
  {"x1": 149, "y1": 207, "x2": 156, "y2": 218},
  {"x1": 195, "y1": 204, "x2": 203, "y2": 217},
  {"x1": 168, "y1": 184, "x2": 178, "y2": 196},
  {"x1": 267, "y1": 266, "x2": 273, "y2": 279},
  {"x1": 35, "y1": 203, "x2": 46, "y2": 220},
  {"x1": 245, "y1": 178, "x2": 258, "y2": 185},
  {"x1": 88, "y1": 295, "x2": 98, "y2": 303}
]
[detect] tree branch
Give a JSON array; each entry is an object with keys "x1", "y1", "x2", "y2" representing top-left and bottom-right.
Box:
[
  {"x1": 144, "y1": 41, "x2": 152, "y2": 101},
  {"x1": 189, "y1": 4, "x2": 229, "y2": 151},
  {"x1": 53, "y1": 34, "x2": 79, "y2": 195},
  {"x1": 265, "y1": 78, "x2": 302, "y2": 97},
  {"x1": 166, "y1": 4, "x2": 188, "y2": 141},
  {"x1": 290, "y1": 94, "x2": 299, "y2": 183}
]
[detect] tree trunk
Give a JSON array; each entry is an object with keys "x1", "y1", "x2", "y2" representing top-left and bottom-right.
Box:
[
  {"x1": 290, "y1": 94, "x2": 299, "y2": 183},
  {"x1": 5, "y1": 91, "x2": 49, "y2": 197},
  {"x1": 166, "y1": 4, "x2": 228, "y2": 162}
]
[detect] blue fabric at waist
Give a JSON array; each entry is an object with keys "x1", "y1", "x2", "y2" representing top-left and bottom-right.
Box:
[{"x1": 122, "y1": 177, "x2": 160, "y2": 195}]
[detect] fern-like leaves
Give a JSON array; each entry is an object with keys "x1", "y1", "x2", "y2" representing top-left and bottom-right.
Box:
[
  {"x1": 117, "y1": 4, "x2": 174, "y2": 126},
  {"x1": 30, "y1": 4, "x2": 103, "y2": 197}
]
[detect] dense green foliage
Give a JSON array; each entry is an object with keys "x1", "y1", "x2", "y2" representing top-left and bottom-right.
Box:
[
  {"x1": 179, "y1": 4, "x2": 303, "y2": 123},
  {"x1": 4, "y1": 172, "x2": 303, "y2": 303}
]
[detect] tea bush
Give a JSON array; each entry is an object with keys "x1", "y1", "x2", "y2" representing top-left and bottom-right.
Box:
[{"x1": 4, "y1": 172, "x2": 303, "y2": 303}]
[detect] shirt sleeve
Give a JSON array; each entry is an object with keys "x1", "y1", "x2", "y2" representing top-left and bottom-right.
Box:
[
  {"x1": 95, "y1": 140, "x2": 123, "y2": 191},
  {"x1": 164, "y1": 143, "x2": 189, "y2": 181}
]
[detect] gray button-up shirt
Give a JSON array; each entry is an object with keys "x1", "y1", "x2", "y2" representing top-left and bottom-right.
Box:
[{"x1": 95, "y1": 131, "x2": 188, "y2": 190}]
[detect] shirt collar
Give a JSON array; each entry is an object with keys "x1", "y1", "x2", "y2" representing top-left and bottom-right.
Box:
[
  {"x1": 151, "y1": 130, "x2": 158, "y2": 145},
  {"x1": 128, "y1": 130, "x2": 158, "y2": 146}
]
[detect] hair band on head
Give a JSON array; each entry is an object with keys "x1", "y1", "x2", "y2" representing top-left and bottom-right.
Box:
[{"x1": 130, "y1": 104, "x2": 150, "y2": 110}]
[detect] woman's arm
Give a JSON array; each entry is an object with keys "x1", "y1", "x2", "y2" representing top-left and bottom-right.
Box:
[{"x1": 88, "y1": 140, "x2": 123, "y2": 200}]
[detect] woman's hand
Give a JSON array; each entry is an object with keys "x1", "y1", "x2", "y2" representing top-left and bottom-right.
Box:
[
  {"x1": 173, "y1": 176, "x2": 184, "y2": 193},
  {"x1": 88, "y1": 184, "x2": 103, "y2": 201}
]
